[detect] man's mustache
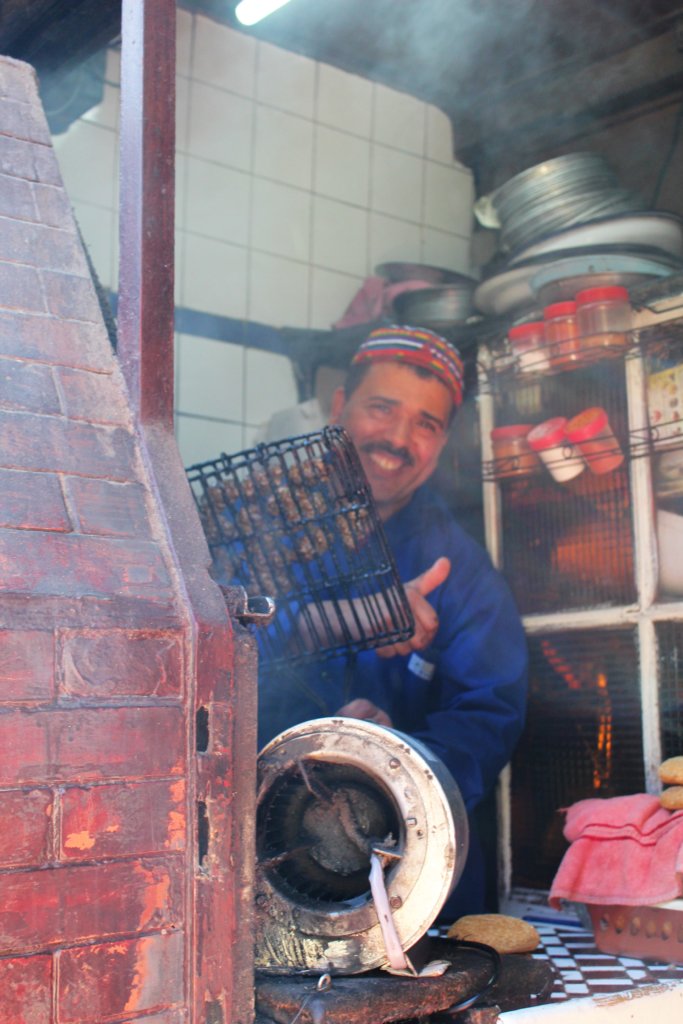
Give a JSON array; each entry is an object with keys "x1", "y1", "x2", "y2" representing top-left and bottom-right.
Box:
[{"x1": 360, "y1": 442, "x2": 414, "y2": 467}]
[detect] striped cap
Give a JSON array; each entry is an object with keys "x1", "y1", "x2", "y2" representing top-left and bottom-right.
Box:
[{"x1": 351, "y1": 325, "x2": 464, "y2": 408}]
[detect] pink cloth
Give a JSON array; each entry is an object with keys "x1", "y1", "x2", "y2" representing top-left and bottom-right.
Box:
[
  {"x1": 549, "y1": 794, "x2": 683, "y2": 908},
  {"x1": 333, "y1": 276, "x2": 437, "y2": 329}
]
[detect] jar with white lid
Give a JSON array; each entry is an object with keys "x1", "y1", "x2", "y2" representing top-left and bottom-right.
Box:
[
  {"x1": 575, "y1": 285, "x2": 632, "y2": 355},
  {"x1": 526, "y1": 417, "x2": 585, "y2": 483},
  {"x1": 507, "y1": 321, "x2": 550, "y2": 373}
]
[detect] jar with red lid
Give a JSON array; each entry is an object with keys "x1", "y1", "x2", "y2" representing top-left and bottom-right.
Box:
[
  {"x1": 565, "y1": 407, "x2": 624, "y2": 475},
  {"x1": 543, "y1": 301, "x2": 581, "y2": 369},
  {"x1": 575, "y1": 285, "x2": 632, "y2": 355},
  {"x1": 491, "y1": 424, "x2": 542, "y2": 479},
  {"x1": 507, "y1": 321, "x2": 549, "y2": 373},
  {"x1": 526, "y1": 416, "x2": 585, "y2": 483}
]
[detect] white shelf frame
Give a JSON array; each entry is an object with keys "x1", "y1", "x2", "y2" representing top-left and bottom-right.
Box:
[{"x1": 478, "y1": 308, "x2": 683, "y2": 905}]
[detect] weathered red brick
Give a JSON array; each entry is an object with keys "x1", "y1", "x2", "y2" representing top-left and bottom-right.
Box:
[
  {"x1": 0, "y1": 260, "x2": 45, "y2": 314},
  {"x1": 0, "y1": 856, "x2": 184, "y2": 954},
  {"x1": 0, "y1": 359, "x2": 60, "y2": 413},
  {"x1": 65, "y1": 476, "x2": 151, "y2": 538},
  {"x1": 0, "y1": 57, "x2": 39, "y2": 106},
  {"x1": 119, "y1": 1013, "x2": 187, "y2": 1024},
  {"x1": 60, "y1": 779, "x2": 186, "y2": 861},
  {"x1": 0, "y1": 135, "x2": 62, "y2": 185},
  {"x1": 58, "y1": 365, "x2": 132, "y2": 426},
  {"x1": 41, "y1": 269, "x2": 102, "y2": 323},
  {"x1": 0, "y1": 409, "x2": 136, "y2": 478},
  {"x1": 0, "y1": 788, "x2": 52, "y2": 867},
  {"x1": 0, "y1": 311, "x2": 114, "y2": 369},
  {"x1": 0, "y1": 531, "x2": 174, "y2": 602},
  {"x1": 0, "y1": 171, "x2": 35, "y2": 221},
  {"x1": 0, "y1": 96, "x2": 51, "y2": 146},
  {"x1": 0, "y1": 629, "x2": 54, "y2": 700},
  {"x1": 57, "y1": 932, "x2": 184, "y2": 1023},
  {"x1": 0, "y1": 953, "x2": 52, "y2": 1024},
  {"x1": 0, "y1": 468, "x2": 69, "y2": 531},
  {"x1": 0, "y1": 707, "x2": 185, "y2": 786},
  {"x1": 32, "y1": 181, "x2": 74, "y2": 229},
  {"x1": 0, "y1": 216, "x2": 88, "y2": 275},
  {"x1": 59, "y1": 631, "x2": 183, "y2": 698}
]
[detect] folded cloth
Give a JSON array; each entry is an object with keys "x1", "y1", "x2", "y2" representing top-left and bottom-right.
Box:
[
  {"x1": 549, "y1": 793, "x2": 683, "y2": 908},
  {"x1": 333, "y1": 276, "x2": 437, "y2": 329}
]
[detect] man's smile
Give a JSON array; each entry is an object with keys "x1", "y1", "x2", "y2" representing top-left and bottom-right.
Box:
[{"x1": 362, "y1": 443, "x2": 414, "y2": 474}]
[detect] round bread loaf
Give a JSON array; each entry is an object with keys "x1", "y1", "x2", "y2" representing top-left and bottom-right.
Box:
[
  {"x1": 659, "y1": 756, "x2": 683, "y2": 786},
  {"x1": 660, "y1": 785, "x2": 683, "y2": 810},
  {"x1": 446, "y1": 913, "x2": 540, "y2": 953}
]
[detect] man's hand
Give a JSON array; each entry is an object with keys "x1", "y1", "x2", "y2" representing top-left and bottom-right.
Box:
[
  {"x1": 335, "y1": 698, "x2": 393, "y2": 727},
  {"x1": 297, "y1": 556, "x2": 451, "y2": 657},
  {"x1": 376, "y1": 556, "x2": 451, "y2": 658}
]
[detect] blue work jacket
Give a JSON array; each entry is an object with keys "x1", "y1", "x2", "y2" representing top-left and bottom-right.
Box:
[{"x1": 257, "y1": 483, "x2": 528, "y2": 816}]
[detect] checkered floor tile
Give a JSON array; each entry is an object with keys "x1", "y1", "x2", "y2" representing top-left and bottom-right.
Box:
[{"x1": 530, "y1": 919, "x2": 683, "y2": 1001}]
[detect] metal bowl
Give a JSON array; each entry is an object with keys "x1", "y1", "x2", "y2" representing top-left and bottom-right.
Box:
[{"x1": 392, "y1": 284, "x2": 475, "y2": 326}]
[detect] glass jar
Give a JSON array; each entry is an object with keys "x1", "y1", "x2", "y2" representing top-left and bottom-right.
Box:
[
  {"x1": 575, "y1": 285, "x2": 632, "y2": 356},
  {"x1": 507, "y1": 321, "x2": 550, "y2": 373},
  {"x1": 543, "y1": 301, "x2": 581, "y2": 369},
  {"x1": 491, "y1": 424, "x2": 542, "y2": 478},
  {"x1": 565, "y1": 407, "x2": 624, "y2": 475},
  {"x1": 526, "y1": 416, "x2": 585, "y2": 483}
]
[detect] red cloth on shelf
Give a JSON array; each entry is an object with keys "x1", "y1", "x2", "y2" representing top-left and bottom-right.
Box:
[
  {"x1": 332, "y1": 276, "x2": 437, "y2": 329},
  {"x1": 549, "y1": 793, "x2": 683, "y2": 908}
]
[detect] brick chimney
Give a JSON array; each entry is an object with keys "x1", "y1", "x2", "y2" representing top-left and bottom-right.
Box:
[{"x1": 0, "y1": 55, "x2": 255, "y2": 1024}]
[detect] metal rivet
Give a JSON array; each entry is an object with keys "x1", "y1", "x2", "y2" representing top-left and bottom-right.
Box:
[
  {"x1": 389, "y1": 896, "x2": 403, "y2": 910},
  {"x1": 405, "y1": 817, "x2": 417, "y2": 827},
  {"x1": 389, "y1": 758, "x2": 401, "y2": 769}
]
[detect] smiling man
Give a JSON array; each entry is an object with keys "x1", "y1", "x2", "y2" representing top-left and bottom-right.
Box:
[{"x1": 258, "y1": 324, "x2": 528, "y2": 919}]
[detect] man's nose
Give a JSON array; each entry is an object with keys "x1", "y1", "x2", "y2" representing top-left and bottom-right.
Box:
[{"x1": 384, "y1": 414, "x2": 412, "y2": 448}]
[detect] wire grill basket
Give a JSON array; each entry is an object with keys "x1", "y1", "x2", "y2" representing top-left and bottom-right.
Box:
[{"x1": 186, "y1": 426, "x2": 414, "y2": 665}]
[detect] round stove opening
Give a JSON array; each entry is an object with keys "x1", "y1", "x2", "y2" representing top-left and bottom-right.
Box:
[{"x1": 256, "y1": 759, "x2": 402, "y2": 906}]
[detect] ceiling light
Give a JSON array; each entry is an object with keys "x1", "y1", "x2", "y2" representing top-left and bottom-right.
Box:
[{"x1": 235, "y1": 0, "x2": 292, "y2": 26}]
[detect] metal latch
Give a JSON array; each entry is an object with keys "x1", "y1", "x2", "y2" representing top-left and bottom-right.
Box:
[
  {"x1": 237, "y1": 594, "x2": 276, "y2": 627},
  {"x1": 219, "y1": 584, "x2": 276, "y2": 627}
]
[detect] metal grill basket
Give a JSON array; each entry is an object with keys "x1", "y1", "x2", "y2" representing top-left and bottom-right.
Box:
[{"x1": 186, "y1": 426, "x2": 414, "y2": 665}]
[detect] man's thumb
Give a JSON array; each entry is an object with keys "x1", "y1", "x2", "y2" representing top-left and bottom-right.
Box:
[{"x1": 407, "y1": 556, "x2": 451, "y2": 597}]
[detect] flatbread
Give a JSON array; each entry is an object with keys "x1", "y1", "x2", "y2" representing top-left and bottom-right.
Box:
[
  {"x1": 659, "y1": 756, "x2": 683, "y2": 786},
  {"x1": 446, "y1": 913, "x2": 540, "y2": 953},
  {"x1": 660, "y1": 785, "x2": 683, "y2": 810}
]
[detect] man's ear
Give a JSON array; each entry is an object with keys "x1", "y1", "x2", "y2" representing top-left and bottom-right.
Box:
[{"x1": 329, "y1": 386, "x2": 347, "y2": 424}]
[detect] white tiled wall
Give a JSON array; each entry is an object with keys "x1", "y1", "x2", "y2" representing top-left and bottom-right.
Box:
[{"x1": 52, "y1": 8, "x2": 474, "y2": 467}]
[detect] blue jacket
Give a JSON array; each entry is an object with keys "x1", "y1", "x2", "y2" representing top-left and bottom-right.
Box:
[{"x1": 258, "y1": 483, "x2": 528, "y2": 815}]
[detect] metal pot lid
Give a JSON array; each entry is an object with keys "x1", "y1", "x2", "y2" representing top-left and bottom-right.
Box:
[
  {"x1": 376, "y1": 262, "x2": 477, "y2": 286},
  {"x1": 507, "y1": 212, "x2": 683, "y2": 265}
]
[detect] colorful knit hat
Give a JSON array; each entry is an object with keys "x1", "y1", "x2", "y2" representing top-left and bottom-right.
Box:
[{"x1": 351, "y1": 325, "x2": 464, "y2": 408}]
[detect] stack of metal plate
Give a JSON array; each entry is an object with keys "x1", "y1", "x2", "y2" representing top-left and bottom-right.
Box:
[{"x1": 490, "y1": 153, "x2": 645, "y2": 253}]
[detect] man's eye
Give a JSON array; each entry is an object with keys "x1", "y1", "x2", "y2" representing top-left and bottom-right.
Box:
[{"x1": 418, "y1": 419, "x2": 438, "y2": 434}]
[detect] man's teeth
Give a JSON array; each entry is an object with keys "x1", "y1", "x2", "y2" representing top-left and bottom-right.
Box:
[{"x1": 370, "y1": 451, "x2": 402, "y2": 471}]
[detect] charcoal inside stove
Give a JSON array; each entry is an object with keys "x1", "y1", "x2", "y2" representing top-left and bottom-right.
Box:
[
  {"x1": 257, "y1": 760, "x2": 401, "y2": 905},
  {"x1": 186, "y1": 427, "x2": 414, "y2": 664}
]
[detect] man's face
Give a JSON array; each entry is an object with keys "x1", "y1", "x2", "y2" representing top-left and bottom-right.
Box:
[{"x1": 330, "y1": 361, "x2": 452, "y2": 521}]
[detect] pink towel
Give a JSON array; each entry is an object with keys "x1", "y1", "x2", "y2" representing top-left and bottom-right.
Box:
[{"x1": 549, "y1": 794, "x2": 683, "y2": 908}]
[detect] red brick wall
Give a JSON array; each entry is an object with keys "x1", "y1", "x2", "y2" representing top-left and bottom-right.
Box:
[{"x1": 0, "y1": 55, "x2": 255, "y2": 1024}]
